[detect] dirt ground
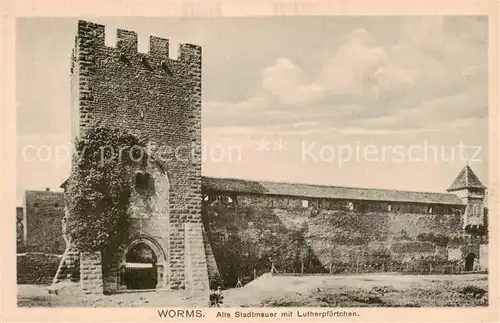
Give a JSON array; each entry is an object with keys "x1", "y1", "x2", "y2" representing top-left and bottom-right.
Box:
[
  {"x1": 17, "y1": 283, "x2": 204, "y2": 308},
  {"x1": 223, "y1": 273, "x2": 488, "y2": 307},
  {"x1": 18, "y1": 273, "x2": 487, "y2": 308}
]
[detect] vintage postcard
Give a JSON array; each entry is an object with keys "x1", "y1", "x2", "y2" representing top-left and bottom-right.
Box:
[{"x1": 1, "y1": 1, "x2": 499, "y2": 322}]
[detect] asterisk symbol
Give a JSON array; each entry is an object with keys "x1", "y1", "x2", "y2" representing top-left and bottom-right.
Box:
[
  {"x1": 256, "y1": 138, "x2": 270, "y2": 153},
  {"x1": 273, "y1": 139, "x2": 286, "y2": 153}
]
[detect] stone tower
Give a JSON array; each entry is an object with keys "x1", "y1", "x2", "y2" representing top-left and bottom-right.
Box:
[
  {"x1": 70, "y1": 20, "x2": 208, "y2": 295},
  {"x1": 447, "y1": 165, "x2": 487, "y2": 231}
]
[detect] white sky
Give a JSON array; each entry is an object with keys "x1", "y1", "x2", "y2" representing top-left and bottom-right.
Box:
[{"x1": 16, "y1": 16, "x2": 488, "y2": 205}]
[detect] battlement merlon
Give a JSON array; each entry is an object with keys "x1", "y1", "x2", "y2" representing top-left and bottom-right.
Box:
[{"x1": 76, "y1": 20, "x2": 201, "y2": 64}]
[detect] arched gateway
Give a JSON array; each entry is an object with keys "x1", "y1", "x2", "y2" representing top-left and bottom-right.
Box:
[
  {"x1": 119, "y1": 237, "x2": 168, "y2": 290},
  {"x1": 465, "y1": 253, "x2": 477, "y2": 272}
]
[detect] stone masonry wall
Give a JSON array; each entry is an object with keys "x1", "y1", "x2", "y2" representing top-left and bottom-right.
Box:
[
  {"x1": 56, "y1": 250, "x2": 80, "y2": 281},
  {"x1": 72, "y1": 20, "x2": 204, "y2": 290},
  {"x1": 80, "y1": 252, "x2": 103, "y2": 294},
  {"x1": 480, "y1": 244, "x2": 488, "y2": 270},
  {"x1": 24, "y1": 191, "x2": 65, "y2": 254},
  {"x1": 184, "y1": 223, "x2": 210, "y2": 298},
  {"x1": 203, "y1": 192, "x2": 485, "y2": 286},
  {"x1": 17, "y1": 206, "x2": 24, "y2": 251}
]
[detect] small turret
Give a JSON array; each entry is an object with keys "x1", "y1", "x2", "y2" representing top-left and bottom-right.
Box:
[{"x1": 447, "y1": 165, "x2": 486, "y2": 231}]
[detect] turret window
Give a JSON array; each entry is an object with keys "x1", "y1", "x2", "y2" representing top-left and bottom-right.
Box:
[
  {"x1": 135, "y1": 172, "x2": 154, "y2": 192},
  {"x1": 472, "y1": 205, "x2": 480, "y2": 216}
]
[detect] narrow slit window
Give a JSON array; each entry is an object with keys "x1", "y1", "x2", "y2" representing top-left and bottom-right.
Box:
[{"x1": 347, "y1": 202, "x2": 354, "y2": 211}]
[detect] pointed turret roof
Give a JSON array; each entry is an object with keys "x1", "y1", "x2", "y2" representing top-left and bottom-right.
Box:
[{"x1": 447, "y1": 165, "x2": 486, "y2": 192}]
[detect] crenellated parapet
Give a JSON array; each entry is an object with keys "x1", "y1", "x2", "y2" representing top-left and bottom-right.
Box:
[
  {"x1": 70, "y1": 20, "x2": 203, "y2": 142},
  {"x1": 74, "y1": 20, "x2": 201, "y2": 69}
]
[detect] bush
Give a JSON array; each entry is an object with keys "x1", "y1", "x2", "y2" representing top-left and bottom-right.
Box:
[
  {"x1": 17, "y1": 253, "x2": 61, "y2": 285},
  {"x1": 459, "y1": 285, "x2": 487, "y2": 297}
]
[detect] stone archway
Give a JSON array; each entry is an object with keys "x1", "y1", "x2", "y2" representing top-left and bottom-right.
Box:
[
  {"x1": 118, "y1": 236, "x2": 168, "y2": 291},
  {"x1": 124, "y1": 242, "x2": 158, "y2": 289},
  {"x1": 465, "y1": 253, "x2": 477, "y2": 272}
]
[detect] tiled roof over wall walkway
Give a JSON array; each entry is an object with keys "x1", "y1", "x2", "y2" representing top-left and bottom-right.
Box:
[{"x1": 202, "y1": 177, "x2": 464, "y2": 206}]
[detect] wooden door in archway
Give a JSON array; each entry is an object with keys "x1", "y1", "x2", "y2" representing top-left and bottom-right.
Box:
[{"x1": 465, "y1": 253, "x2": 476, "y2": 272}]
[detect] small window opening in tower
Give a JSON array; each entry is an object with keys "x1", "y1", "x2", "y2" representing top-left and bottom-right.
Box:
[
  {"x1": 135, "y1": 172, "x2": 153, "y2": 192},
  {"x1": 140, "y1": 109, "x2": 144, "y2": 120},
  {"x1": 135, "y1": 173, "x2": 144, "y2": 189}
]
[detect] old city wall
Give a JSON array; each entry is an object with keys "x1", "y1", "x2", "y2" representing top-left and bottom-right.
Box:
[
  {"x1": 19, "y1": 188, "x2": 485, "y2": 289},
  {"x1": 72, "y1": 20, "x2": 205, "y2": 293},
  {"x1": 202, "y1": 192, "x2": 484, "y2": 287},
  {"x1": 17, "y1": 207, "x2": 24, "y2": 251},
  {"x1": 23, "y1": 191, "x2": 66, "y2": 254}
]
